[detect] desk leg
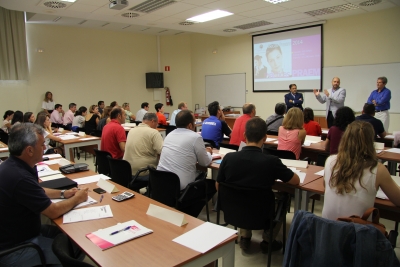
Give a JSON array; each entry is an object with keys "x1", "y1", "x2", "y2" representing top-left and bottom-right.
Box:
[
  {"x1": 301, "y1": 191, "x2": 310, "y2": 211},
  {"x1": 388, "y1": 161, "x2": 397, "y2": 175},
  {"x1": 294, "y1": 188, "x2": 302, "y2": 212},
  {"x1": 181, "y1": 240, "x2": 235, "y2": 267},
  {"x1": 160, "y1": 131, "x2": 166, "y2": 140},
  {"x1": 212, "y1": 169, "x2": 219, "y2": 208},
  {"x1": 64, "y1": 144, "x2": 73, "y2": 162}
]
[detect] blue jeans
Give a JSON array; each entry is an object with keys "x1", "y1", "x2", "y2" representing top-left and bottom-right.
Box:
[{"x1": 0, "y1": 225, "x2": 62, "y2": 267}]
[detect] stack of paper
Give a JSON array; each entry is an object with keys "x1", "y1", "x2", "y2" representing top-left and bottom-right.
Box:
[
  {"x1": 59, "y1": 135, "x2": 79, "y2": 140},
  {"x1": 37, "y1": 165, "x2": 61, "y2": 178},
  {"x1": 73, "y1": 174, "x2": 111, "y2": 185},
  {"x1": 219, "y1": 147, "x2": 236, "y2": 155},
  {"x1": 63, "y1": 205, "x2": 113, "y2": 223},
  {"x1": 52, "y1": 196, "x2": 97, "y2": 209}
]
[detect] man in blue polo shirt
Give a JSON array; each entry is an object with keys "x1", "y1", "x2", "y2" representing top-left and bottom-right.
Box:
[
  {"x1": 201, "y1": 101, "x2": 232, "y2": 148},
  {"x1": 367, "y1": 76, "x2": 391, "y2": 132},
  {"x1": 356, "y1": 103, "x2": 386, "y2": 138}
]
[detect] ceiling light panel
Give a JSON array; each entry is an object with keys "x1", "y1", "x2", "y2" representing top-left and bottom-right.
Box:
[
  {"x1": 129, "y1": 0, "x2": 177, "y2": 13},
  {"x1": 264, "y1": 0, "x2": 291, "y2": 4},
  {"x1": 186, "y1": 10, "x2": 233, "y2": 23}
]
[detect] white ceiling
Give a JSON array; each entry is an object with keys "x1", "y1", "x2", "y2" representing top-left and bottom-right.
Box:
[{"x1": 0, "y1": 0, "x2": 399, "y2": 36}]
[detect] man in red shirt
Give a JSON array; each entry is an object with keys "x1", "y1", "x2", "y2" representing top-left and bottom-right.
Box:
[
  {"x1": 229, "y1": 103, "x2": 256, "y2": 146},
  {"x1": 101, "y1": 107, "x2": 126, "y2": 159}
]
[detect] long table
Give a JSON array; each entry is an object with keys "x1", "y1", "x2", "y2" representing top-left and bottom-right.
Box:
[
  {"x1": 49, "y1": 168, "x2": 236, "y2": 267},
  {"x1": 0, "y1": 141, "x2": 8, "y2": 158},
  {"x1": 58, "y1": 135, "x2": 101, "y2": 162}
]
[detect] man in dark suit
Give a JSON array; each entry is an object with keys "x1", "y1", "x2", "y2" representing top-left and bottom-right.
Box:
[{"x1": 284, "y1": 84, "x2": 303, "y2": 111}]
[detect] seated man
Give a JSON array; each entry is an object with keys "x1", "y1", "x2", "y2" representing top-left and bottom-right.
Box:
[
  {"x1": 230, "y1": 103, "x2": 256, "y2": 146},
  {"x1": 123, "y1": 113, "x2": 163, "y2": 181},
  {"x1": 355, "y1": 103, "x2": 386, "y2": 138},
  {"x1": 135, "y1": 102, "x2": 149, "y2": 122},
  {"x1": 63, "y1": 102, "x2": 76, "y2": 130},
  {"x1": 216, "y1": 117, "x2": 299, "y2": 253},
  {"x1": 50, "y1": 104, "x2": 64, "y2": 128},
  {"x1": 169, "y1": 102, "x2": 188, "y2": 126},
  {"x1": 0, "y1": 123, "x2": 88, "y2": 266},
  {"x1": 201, "y1": 101, "x2": 232, "y2": 148},
  {"x1": 101, "y1": 107, "x2": 126, "y2": 159},
  {"x1": 266, "y1": 102, "x2": 286, "y2": 134},
  {"x1": 157, "y1": 110, "x2": 216, "y2": 217}
]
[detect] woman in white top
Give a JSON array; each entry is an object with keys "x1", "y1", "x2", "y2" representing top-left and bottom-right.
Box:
[
  {"x1": 322, "y1": 121, "x2": 400, "y2": 220},
  {"x1": 1, "y1": 110, "x2": 14, "y2": 133},
  {"x1": 42, "y1": 91, "x2": 55, "y2": 115},
  {"x1": 35, "y1": 114, "x2": 63, "y2": 154}
]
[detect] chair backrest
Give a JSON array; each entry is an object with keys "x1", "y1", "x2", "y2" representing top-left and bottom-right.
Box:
[
  {"x1": 203, "y1": 139, "x2": 217, "y2": 149},
  {"x1": 316, "y1": 153, "x2": 330, "y2": 167},
  {"x1": 93, "y1": 149, "x2": 112, "y2": 175},
  {"x1": 263, "y1": 147, "x2": 296, "y2": 160},
  {"x1": 164, "y1": 112, "x2": 170, "y2": 120},
  {"x1": 0, "y1": 129, "x2": 9, "y2": 145},
  {"x1": 147, "y1": 166, "x2": 181, "y2": 208},
  {"x1": 267, "y1": 130, "x2": 278, "y2": 136},
  {"x1": 166, "y1": 125, "x2": 177, "y2": 136},
  {"x1": 219, "y1": 142, "x2": 239, "y2": 151},
  {"x1": 218, "y1": 182, "x2": 275, "y2": 230},
  {"x1": 107, "y1": 157, "x2": 133, "y2": 187},
  {"x1": 52, "y1": 233, "x2": 94, "y2": 267}
]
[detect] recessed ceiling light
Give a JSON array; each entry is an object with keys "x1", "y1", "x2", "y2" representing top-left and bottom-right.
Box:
[
  {"x1": 264, "y1": 0, "x2": 290, "y2": 4},
  {"x1": 186, "y1": 10, "x2": 233, "y2": 23},
  {"x1": 223, "y1": 29, "x2": 236, "y2": 32},
  {"x1": 61, "y1": 0, "x2": 77, "y2": 2}
]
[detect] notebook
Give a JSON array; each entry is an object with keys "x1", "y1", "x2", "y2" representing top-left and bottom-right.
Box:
[{"x1": 164, "y1": 112, "x2": 170, "y2": 120}]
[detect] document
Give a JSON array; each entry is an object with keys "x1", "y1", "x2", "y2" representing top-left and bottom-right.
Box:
[
  {"x1": 376, "y1": 176, "x2": 400, "y2": 200},
  {"x1": 287, "y1": 167, "x2": 306, "y2": 183},
  {"x1": 385, "y1": 148, "x2": 400, "y2": 154},
  {"x1": 59, "y1": 135, "x2": 79, "y2": 140},
  {"x1": 63, "y1": 205, "x2": 113, "y2": 223},
  {"x1": 40, "y1": 159, "x2": 62, "y2": 165},
  {"x1": 265, "y1": 138, "x2": 276, "y2": 142},
  {"x1": 86, "y1": 220, "x2": 153, "y2": 250},
  {"x1": 173, "y1": 222, "x2": 237, "y2": 253},
  {"x1": 73, "y1": 174, "x2": 111, "y2": 185},
  {"x1": 79, "y1": 137, "x2": 98, "y2": 141},
  {"x1": 219, "y1": 147, "x2": 236, "y2": 155},
  {"x1": 315, "y1": 169, "x2": 324, "y2": 176},
  {"x1": 44, "y1": 154, "x2": 62, "y2": 159},
  {"x1": 52, "y1": 196, "x2": 97, "y2": 209},
  {"x1": 37, "y1": 165, "x2": 61, "y2": 178},
  {"x1": 40, "y1": 173, "x2": 66, "y2": 181},
  {"x1": 281, "y1": 159, "x2": 308, "y2": 168},
  {"x1": 305, "y1": 135, "x2": 322, "y2": 142}
]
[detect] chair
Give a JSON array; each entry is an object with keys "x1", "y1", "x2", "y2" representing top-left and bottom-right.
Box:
[
  {"x1": 52, "y1": 233, "x2": 94, "y2": 267},
  {"x1": 0, "y1": 242, "x2": 46, "y2": 267},
  {"x1": 267, "y1": 130, "x2": 278, "y2": 136},
  {"x1": 0, "y1": 129, "x2": 8, "y2": 145},
  {"x1": 108, "y1": 157, "x2": 148, "y2": 192},
  {"x1": 203, "y1": 139, "x2": 217, "y2": 148},
  {"x1": 166, "y1": 125, "x2": 177, "y2": 136},
  {"x1": 93, "y1": 149, "x2": 112, "y2": 175},
  {"x1": 264, "y1": 147, "x2": 296, "y2": 160},
  {"x1": 219, "y1": 142, "x2": 239, "y2": 151},
  {"x1": 216, "y1": 182, "x2": 289, "y2": 267},
  {"x1": 147, "y1": 166, "x2": 210, "y2": 221},
  {"x1": 316, "y1": 153, "x2": 329, "y2": 167},
  {"x1": 134, "y1": 121, "x2": 142, "y2": 126}
]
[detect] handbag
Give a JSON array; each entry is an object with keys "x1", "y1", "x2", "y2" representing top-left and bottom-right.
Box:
[{"x1": 337, "y1": 207, "x2": 388, "y2": 237}]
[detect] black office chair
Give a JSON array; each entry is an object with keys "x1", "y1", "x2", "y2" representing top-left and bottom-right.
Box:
[
  {"x1": 166, "y1": 125, "x2": 177, "y2": 136},
  {"x1": 0, "y1": 129, "x2": 9, "y2": 145},
  {"x1": 52, "y1": 233, "x2": 94, "y2": 267},
  {"x1": 203, "y1": 139, "x2": 217, "y2": 149},
  {"x1": 264, "y1": 147, "x2": 296, "y2": 160},
  {"x1": 108, "y1": 157, "x2": 148, "y2": 192},
  {"x1": 147, "y1": 166, "x2": 211, "y2": 221},
  {"x1": 134, "y1": 121, "x2": 142, "y2": 126},
  {"x1": 267, "y1": 130, "x2": 279, "y2": 136},
  {"x1": 219, "y1": 142, "x2": 239, "y2": 151},
  {"x1": 316, "y1": 153, "x2": 330, "y2": 167},
  {"x1": 0, "y1": 242, "x2": 46, "y2": 267},
  {"x1": 216, "y1": 182, "x2": 289, "y2": 267},
  {"x1": 93, "y1": 149, "x2": 112, "y2": 175}
]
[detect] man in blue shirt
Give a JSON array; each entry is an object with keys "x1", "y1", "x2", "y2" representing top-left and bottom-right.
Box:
[
  {"x1": 367, "y1": 76, "x2": 391, "y2": 132},
  {"x1": 356, "y1": 103, "x2": 386, "y2": 138},
  {"x1": 201, "y1": 101, "x2": 232, "y2": 148}
]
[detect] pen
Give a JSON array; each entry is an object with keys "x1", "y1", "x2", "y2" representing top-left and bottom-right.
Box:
[
  {"x1": 110, "y1": 226, "x2": 131, "y2": 236},
  {"x1": 100, "y1": 195, "x2": 104, "y2": 203}
]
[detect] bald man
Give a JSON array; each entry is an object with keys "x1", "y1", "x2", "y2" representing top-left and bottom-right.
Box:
[{"x1": 313, "y1": 77, "x2": 346, "y2": 128}]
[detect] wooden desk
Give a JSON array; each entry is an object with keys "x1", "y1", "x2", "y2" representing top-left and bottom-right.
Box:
[
  {"x1": 321, "y1": 128, "x2": 395, "y2": 147},
  {"x1": 58, "y1": 136, "x2": 101, "y2": 162},
  {"x1": 52, "y1": 170, "x2": 236, "y2": 267},
  {"x1": 0, "y1": 141, "x2": 8, "y2": 158}
]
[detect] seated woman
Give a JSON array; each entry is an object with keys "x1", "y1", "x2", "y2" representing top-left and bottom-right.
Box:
[
  {"x1": 72, "y1": 106, "x2": 87, "y2": 132},
  {"x1": 1, "y1": 110, "x2": 14, "y2": 133},
  {"x1": 122, "y1": 103, "x2": 136, "y2": 123},
  {"x1": 35, "y1": 114, "x2": 63, "y2": 155},
  {"x1": 155, "y1": 102, "x2": 167, "y2": 127},
  {"x1": 23, "y1": 112, "x2": 35, "y2": 123},
  {"x1": 325, "y1": 106, "x2": 355, "y2": 154},
  {"x1": 84, "y1": 105, "x2": 100, "y2": 135},
  {"x1": 11, "y1": 110, "x2": 24, "y2": 127},
  {"x1": 303, "y1": 108, "x2": 322, "y2": 136},
  {"x1": 277, "y1": 107, "x2": 306, "y2": 160},
  {"x1": 97, "y1": 106, "x2": 112, "y2": 131},
  {"x1": 322, "y1": 121, "x2": 400, "y2": 220}
]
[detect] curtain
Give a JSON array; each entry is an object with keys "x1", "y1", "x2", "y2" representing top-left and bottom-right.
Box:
[{"x1": 0, "y1": 6, "x2": 28, "y2": 80}]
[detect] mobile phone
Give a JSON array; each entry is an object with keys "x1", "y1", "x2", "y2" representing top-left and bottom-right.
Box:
[{"x1": 93, "y1": 188, "x2": 106, "y2": 194}]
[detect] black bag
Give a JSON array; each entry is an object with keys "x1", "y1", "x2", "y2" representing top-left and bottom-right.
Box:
[
  {"x1": 40, "y1": 177, "x2": 77, "y2": 190},
  {"x1": 59, "y1": 163, "x2": 89, "y2": 174}
]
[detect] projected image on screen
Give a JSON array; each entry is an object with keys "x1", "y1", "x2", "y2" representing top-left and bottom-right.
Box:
[{"x1": 253, "y1": 25, "x2": 322, "y2": 92}]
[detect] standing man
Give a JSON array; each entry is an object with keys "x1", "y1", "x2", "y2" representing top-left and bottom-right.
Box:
[
  {"x1": 63, "y1": 102, "x2": 77, "y2": 130},
  {"x1": 135, "y1": 102, "x2": 149, "y2": 122},
  {"x1": 98, "y1": 101, "x2": 105, "y2": 115},
  {"x1": 229, "y1": 103, "x2": 256, "y2": 146},
  {"x1": 0, "y1": 124, "x2": 88, "y2": 266},
  {"x1": 50, "y1": 104, "x2": 64, "y2": 128},
  {"x1": 169, "y1": 102, "x2": 188, "y2": 126},
  {"x1": 367, "y1": 76, "x2": 391, "y2": 132},
  {"x1": 157, "y1": 110, "x2": 216, "y2": 217},
  {"x1": 217, "y1": 117, "x2": 299, "y2": 252},
  {"x1": 201, "y1": 101, "x2": 232, "y2": 148},
  {"x1": 284, "y1": 84, "x2": 303, "y2": 111},
  {"x1": 123, "y1": 113, "x2": 163, "y2": 182},
  {"x1": 313, "y1": 77, "x2": 346, "y2": 128},
  {"x1": 101, "y1": 107, "x2": 126, "y2": 159}
]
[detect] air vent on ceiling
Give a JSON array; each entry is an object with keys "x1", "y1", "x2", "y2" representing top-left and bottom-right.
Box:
[
  {"x1": 101, "y1": 23, "x2": 110, "y2": 27},
  {"x1": 179, "y1": 21, "x2": 194, "y2": 26},
  {"x1": 129, "y1": 0, "x2": 176, "y2": 13},
  {"x1": 305, "y1": 3, "x2": 359, "y2": 16},
  {"x1": 223, "y1": 29, "x2": 237, "y2": 32},
  {"x1": 233, "y1": 21, "x2": 272, "y2": 30},
  {"x1": 43, "y1": 1, "x2": 67, "y2": 9},
  {"x1": 78, "y1": 20, "x2": 87, "y2": 25},
  {"x1": 121, "y1": 12, "x2": 140, "y2": 18},
  {"x1": 359, "y1": 0, "x2": 381, "y2": 6},
  {"x1": 158, "y1": 30, "x2": 168, "y2": 33}
]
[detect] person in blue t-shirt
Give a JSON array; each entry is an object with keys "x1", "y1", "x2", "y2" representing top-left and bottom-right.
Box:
[
  {"x1": 201, "y1": 101, "x2": 232, "y2": 148},
  {"x1": 367, "y1": 76, "x2": 391, "y2": 132}
]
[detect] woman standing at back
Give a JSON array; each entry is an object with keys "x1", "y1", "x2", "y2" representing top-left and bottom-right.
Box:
[
  {"x1": 42, "y1": 91, "x2": 55, "y2": 115},
  {"x1": 277, "y1": 107, "x2": 306, "y2": 159},
  {"x1": 322, "y1": 121, "x2": 400, "y2": 220}
]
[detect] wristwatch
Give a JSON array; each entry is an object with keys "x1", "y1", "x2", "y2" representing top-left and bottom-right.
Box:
[{"x1": 60, "y1": 190, "x2": 66, "y2": 199}]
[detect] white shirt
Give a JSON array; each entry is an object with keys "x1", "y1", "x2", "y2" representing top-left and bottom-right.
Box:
[
  {"x1": 322, "y1": 155, "x2": 377, "y2": 220},
  {"x1": 157, "y1": 128, "x2": 212, "y2": 190},
  {"x1": 42, "y1": 101, "x2": 55, "y2": 110},
  {"x1": 135, "y1": 109, "x2": 147, "y2": 122},
  {"x1": 169, "y1": 109, "x2": 181, "y2": 126}
]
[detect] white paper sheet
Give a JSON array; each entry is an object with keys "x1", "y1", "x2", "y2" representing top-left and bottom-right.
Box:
[
  {"x1": 376, "y1": 150, "x2": 383, "y2": 154},
  {"x1": 315, "y1": 169, "x2": 324, "y2": 176},
  {"x1": 219, "y1": 147, "x2": 236, "y2": 155},
  {"x1": 374, "y1": 142, "x2": 384, "y2": 150},
  {"x1": 265, "y1": 138, "x2": 276, "y2": 142},
  {"x1": 385, "y1": 148, "x2": 400, "y2": 154},
  {"x1": 79, "y1": 137, "x2": 98, "y2": 141},
  {"x1": 73, "y1": 174, "x2": 111, "y2": 185},
  {"x1": 303, "y1": 141, "x2": 311, "y2": 147},
  {"x1": 59, "y1": 135, "x2": 79, "y2": 140},
  {"x1": 376, "y1": 176, "x2": 400, "y2": 200},
  {"x1": 40, "y1": 159, "x2": 62, "y2": 165},
  {"x1": 43, "y1": 154, "x2": 62, "y2": 159},
  {"x1": 52, "y1": 196, "x2": 97, "y2": 209},
  {"x1": 273, "y1": 140, "x2": 279, "y2": 144},
  {"x1": 37, "y1": 165, "x2": 61, "y2": 177},
  {"x1": 63, "y1": 205, "x2": 113, "y2": 223},
  {"x1": 305, "y1": 135, "x2": 321, "y2": 142},
  {"x1": 172, "y1": 222, "x2": 237, "y2": 253},
  {"x1": 385, "y1": 135, "x2": 394, "y2": 139},
  {"x1": 286, "y1": 167, "x2": 307, "y2": 183},
  {"x1": 280, "y1": 159, "x2": 308, "y2": 168},
  {"x1": 322, "y1": 130, "x2": 329, "y2": 134},
  {"x1": 40, "y1": 174, "x2": 66, "y2": 181}
]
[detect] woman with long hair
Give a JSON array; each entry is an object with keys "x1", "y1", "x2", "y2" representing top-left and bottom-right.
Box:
[
  {"x1": 84, "y1": 105, "x2": 100, "y2": 134},
  {"x1": 35, "y1": 114, "x2": 63, "y2": 154},
  {"x1": 11, "y1": 110, "x2": 24, "y2": 126},
  {"x1": 277, "y1": 107, "x2": 306, "y2": 159},
  {"x1": 322, "y1": 121, "x2": 400, "y2": 220},
  {"x1": 42, "y1": 91, "x2": 55, "y2": 115},
  {"x1": 325, "y1": 106, "x2": 355, "y2": 154},
  {"x1": 303, "y1": 107, "x2": 321, "y2": 136},
  {"x1": 97, "y1": 106, "x2": 112, "y2": 131},
  {"x1": 23, "y1": 112, "x2": 35, "y2": 123}
]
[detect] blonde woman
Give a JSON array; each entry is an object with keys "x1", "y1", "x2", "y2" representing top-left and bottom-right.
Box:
[
  {"x1": 122, "y1": 103, "x2": 136, "y2": 123},
  {"x1": 42, "y1": 91, "x2": 55, "y2": 115},
  {"x1": 277, "y1": 107, "x2": 306, "y2": 159},
  {"x1": 322, "y1": 121, "x2": 400, "y2": 220},
  {"x1": 35, "y1": 114, "x2": 63, "y2": 154},
  {"x1": 97, "y1": 106, "x2": 112, "y2": 131},
  {"x1": 85, "y1": 105, "x2": 100, "y2": 134}
]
